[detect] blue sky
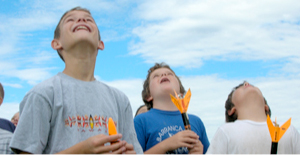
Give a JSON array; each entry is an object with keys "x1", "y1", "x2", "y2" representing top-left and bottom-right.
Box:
[{"x1": 0, "y1": 0, "x2": 300, "y2": 140}]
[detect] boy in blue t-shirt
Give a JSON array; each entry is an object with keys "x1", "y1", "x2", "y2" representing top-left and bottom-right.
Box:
[{"x1": 134, "y1": 62, "x2": 210, "y2": 154}]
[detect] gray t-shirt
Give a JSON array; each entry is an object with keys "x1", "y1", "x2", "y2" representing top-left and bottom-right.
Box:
[{"x1": 10, "y1": 72, "x2": 143, "y2": 154}]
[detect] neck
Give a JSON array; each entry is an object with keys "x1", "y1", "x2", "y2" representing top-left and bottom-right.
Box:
[
  {"x1": 63, "y1": 47, "x2": 97, "y2": 81},
  {"x1": 152, "y1": 96, "x2": 179, "y2": 111},
  {"x1": 237, "y1": 100, "x2": 267, "y2": 122}
]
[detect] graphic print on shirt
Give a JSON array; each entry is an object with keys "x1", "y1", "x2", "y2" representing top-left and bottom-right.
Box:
[
  {"x1": 156, "y1": 125, "x2": 188, "y2": 154},
  {"x1": 65, "y1": 114, "x2": 117, "y2": 133}
]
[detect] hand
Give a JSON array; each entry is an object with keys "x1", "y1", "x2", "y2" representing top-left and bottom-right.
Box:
[
  {"x1": 82, "y1": 134, "x2": 127, "y2": 154},
  {"x1": 188, "y1": 139, "x2": 203, "y2": 154},
  {"x1": 123, "y1": 142, "x2": 136, "y2": 154},
  {"x1": 164, "y1": 130, "x2": 199, "y2": 151}
]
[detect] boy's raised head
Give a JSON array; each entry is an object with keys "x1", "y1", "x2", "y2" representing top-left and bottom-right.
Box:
[
  {"x1": 225, "y1": 81, "x2": 271, "y2": 122},
  {"x1": 53, "y1": 6, "x2": 102, "y2": 62},
  {"x1": 142, "y1": 62, "x2": 185, "y2": 109}
]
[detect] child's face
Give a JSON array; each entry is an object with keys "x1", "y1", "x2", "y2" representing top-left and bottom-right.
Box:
[
  {"x1": 232, "y1": 82, "x2": 264, "y2": 107},
  {"x1": 57, "y1": 10, "x2": 102, "y2": 51},
  {"x1": 148, "y1": 68, "x2": 180, "y2": 100},
  {"x1": 11, "y1": 112, "x2": 19, "y2": 126}
]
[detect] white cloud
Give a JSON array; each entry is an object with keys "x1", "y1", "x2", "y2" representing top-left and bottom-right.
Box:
[
  {"x1": 1, "y1": 83, "x2": 23, "y2": 89},
  {"x1": 130, "y1": 0, "x2": 300, "y2": 69}
]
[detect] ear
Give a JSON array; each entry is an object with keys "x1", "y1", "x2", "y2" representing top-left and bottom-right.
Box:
[
  {"x1": 146, "y1": 96, "x2": 153, "y2": 102},
  {"x1": 0, "y1": 97, "x2": 3, "y2": 106},
  {"x1": 51, "y1": 39, "x2": 63, "y2": 50},
  {"x1": 265, "y1": 104, "x2": 269, "y2": 113},
  {"x1": 227, "y1": 107, "x2": 236, "y2": 116},
  {"x1": 97, "y1": 40, "x2": 104, "y2": 50}
]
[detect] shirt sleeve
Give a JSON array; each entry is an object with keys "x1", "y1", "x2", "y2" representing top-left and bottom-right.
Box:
[
  {"x1": 134, "y1": 115, "x2": 146, "y2": 151},
  {"x1": 206, "y1": 127, "x2": 228, "y2": 154},
  {"x1": 10, "y1": 91, "x2": 52, "y2": 154},
  {"x1": 121, "y1": 100, "x2": 143, "y2": 154}
]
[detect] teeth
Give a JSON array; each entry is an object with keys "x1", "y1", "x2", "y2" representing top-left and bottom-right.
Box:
[{"x1": 76, "y1": 26, "x2": 88, "y2": 31}]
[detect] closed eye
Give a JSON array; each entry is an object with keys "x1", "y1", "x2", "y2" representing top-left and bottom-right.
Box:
[
  {"x1": 66, "y1": 18, "x2": 74, "y2": 22},
  {"x1": 87, "y1": 18, "x2": 94, "y2": 22}
]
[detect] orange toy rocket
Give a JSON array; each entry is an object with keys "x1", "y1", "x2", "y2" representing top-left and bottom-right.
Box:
[
  {"x1": 108, "y1": 117, "x2": 119, "y2": 144},
  {"x1": 108, "y1": 117, "x2": 117, "y2": 136},
  {"x1": 267, "y1": 115, "x2": 291, "y2": 154},
  {"x1": 170, "y1": 88, "x2": 192, "y2": 130}
]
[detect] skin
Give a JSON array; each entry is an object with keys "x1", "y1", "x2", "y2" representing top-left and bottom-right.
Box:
[
  {"x1": 144, "y1": 68, "x2": 203, "y2": 154},
  {"x1": 11, "y1": 112, "x2": 19, "y2": 126},
  {"x1": 229, "y1": 82, "x2": 269, "y2": 122},
  {"x1": 20, "y1": 10, "x2": 135, "y2": 154}
]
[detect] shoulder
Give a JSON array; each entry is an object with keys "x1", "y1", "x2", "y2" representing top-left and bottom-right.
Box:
[
  {"x1": 187, "y1": 113, "x2": 205, "y2": 124},
  {"x1": 0, "y1": 118, "x2": 15, "y2": 133},
  {"x1": 26, "y1": 74, "x2": 62, "y2": 96},
  {"x1": 96, "y1": 81, "x2": 129, "y2": 101},
  {"x1": 0, "y1": 128, "x2": 13, "y2": 137}
]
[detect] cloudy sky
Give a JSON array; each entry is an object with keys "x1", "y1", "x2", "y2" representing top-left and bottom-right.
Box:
[{"x1": 0, "y1": 0, "x2": 299, "y2": 140}]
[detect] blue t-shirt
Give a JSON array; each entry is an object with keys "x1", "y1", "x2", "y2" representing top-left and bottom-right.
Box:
[
  {"x1": 134, "y1": 108, "x2": 210, "y2": 154},
  {"x1": 0, "y1": 118, "x2": 15, "y2": 133}
]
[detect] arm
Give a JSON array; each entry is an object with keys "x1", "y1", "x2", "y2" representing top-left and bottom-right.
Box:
[
  {"x1": 144, "y1": 130, "x2": 199, "y2": 154},
  {"x1": 57, "y1": 134, "x2": 126, "y2": 154},
  {"x1": 119, "y1": 100, "x2": 143, "y2": 154},
  {"x1": 19, "y1": 134, "x2": 127, "y2": 154}
]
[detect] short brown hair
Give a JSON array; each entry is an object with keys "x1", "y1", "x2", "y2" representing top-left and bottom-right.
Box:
[
  {"x1": 54, "y1": 6, "x2": 101, "y2": 62},
  {"x1": 225, "y1": 81, "x2": 271, "y2": 122},
  {"x1": 0, "y1": 82, "x2": 4, "y2": 99},
  {"x1": 142, "y1": 62, "x2": 186, "y2": 109}
]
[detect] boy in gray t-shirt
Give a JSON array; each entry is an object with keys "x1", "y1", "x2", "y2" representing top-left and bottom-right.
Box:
[{"x1": 9, "y1": 6, "x2": 142, "y2": 154}]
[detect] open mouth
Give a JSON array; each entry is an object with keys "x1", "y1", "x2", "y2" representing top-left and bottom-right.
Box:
[
  {"x1": 160, "y1": 77, "x2": 170, "y2": 83},
  {"x1": 73, "y1": 25, "x2": 91, "y2": 32}
]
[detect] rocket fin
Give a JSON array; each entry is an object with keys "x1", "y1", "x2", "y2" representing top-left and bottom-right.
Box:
[
  {"x1": 170, "y1": 94, "x2": 183, "y2": 113},
  {"x1": 278, "y1": 117, "x2": 291, "y2": 142},
  {"x1": 267, "y1": 115, "x2": 276, "y2": 141},
  {"x1": 183, "y1": 89, "x2": 191, "y2": 111}
]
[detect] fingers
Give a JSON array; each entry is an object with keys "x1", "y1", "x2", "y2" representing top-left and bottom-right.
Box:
[
  {"x1": 94, "y1": 139, "x2": 126, "y2": 154},
  {"x1": 182, "y1": 130, "x2": 199, "y2": 139},
  {"x1": 189, "y1": 140, "x2": 203, "y2": 154},
  {"x1": 88, "y1": 134, "x2": 125, "y2": 154}
]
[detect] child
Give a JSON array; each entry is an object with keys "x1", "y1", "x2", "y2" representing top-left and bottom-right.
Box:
[
  {"x1": 9, "y1": 7, "x2": 142, "y2": 154},
  {"x1": 11, "y1": 112, "x2": 19, "y2": 126},
  {"x1": 134, "y1": 62, "x2": 210, "y2": 154},
  {"x1": 134, "y1": 105, "x2": 148, "y2": 117},
  {"x1": 0, "y1": 82, "x2": 16, "y2": 133},
  {"x1": 207, "y1": 81, "x2": 300, "y2": 154}
]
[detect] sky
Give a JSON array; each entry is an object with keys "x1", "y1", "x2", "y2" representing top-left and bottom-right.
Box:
[{"x1": 0, "y1": 0, "x2": 300, "y2": 140}]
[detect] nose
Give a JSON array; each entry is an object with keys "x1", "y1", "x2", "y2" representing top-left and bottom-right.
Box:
[
  {"x1": 77, "y1": 17, "x2": 86, "y2": 22},
  {"x1": 161, "y1": 73, "x2": 167, "y2": 77},
  {"x1": 244, "y1": 81, "x2": 250, "y2": 87}
]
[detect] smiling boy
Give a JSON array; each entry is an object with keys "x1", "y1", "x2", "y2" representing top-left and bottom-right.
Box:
[
  {"x1": 9, "y1": 7, "x2": 142, "y2": 154},
  {"x1": 134, "y1": 62, "x2": 210, "y2": 154}
]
